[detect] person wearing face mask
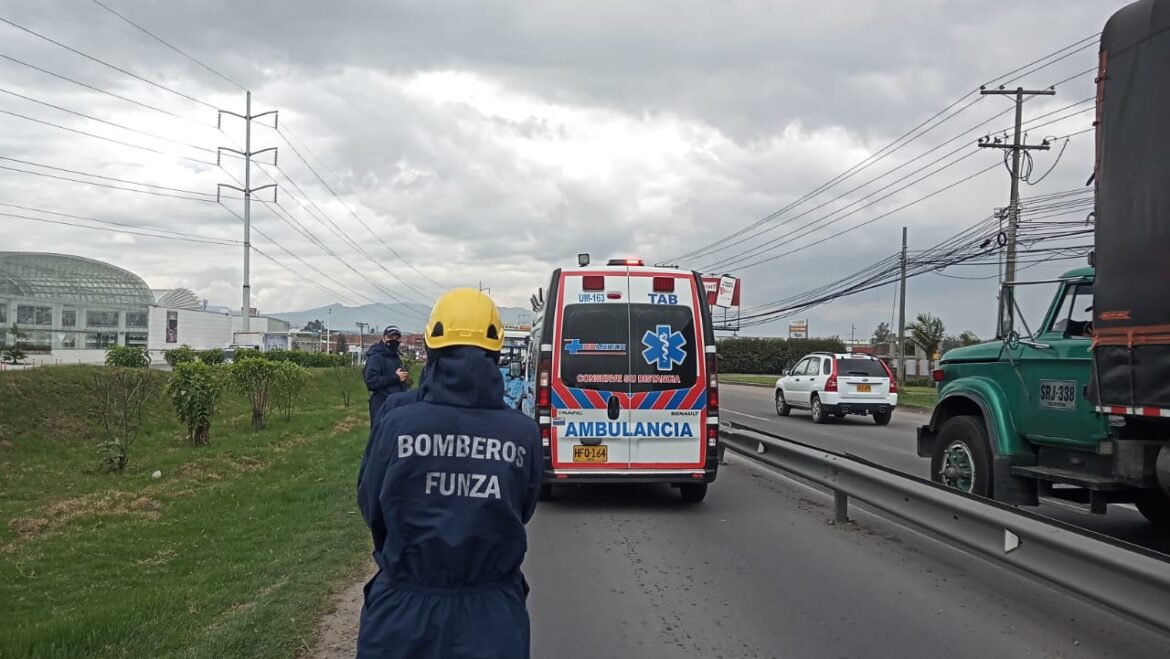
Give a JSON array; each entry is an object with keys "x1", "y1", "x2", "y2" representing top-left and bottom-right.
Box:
[{"x1": 363, "y1": 326, "x2": 411, "y2": 426}]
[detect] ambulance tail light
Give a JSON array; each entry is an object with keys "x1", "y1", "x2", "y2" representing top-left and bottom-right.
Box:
[
  {"x1": 537, "y1": 356, "x2": 551, "y2": 408},
  {"x1": 582, "y1": 276, "x2": 605, "y2": 291},
  {"x1": 707, "y1": 425, "x2": 718, "y2": 448},
  {"x1": 706, "y1": 353, "x2": 718, "y2": 413},
  {"x1": 653, "y1": 277, "x2": 675, "y2": 292},
  {"x1": 540, "y1": 425, "x2": 551, "y2": 448}
]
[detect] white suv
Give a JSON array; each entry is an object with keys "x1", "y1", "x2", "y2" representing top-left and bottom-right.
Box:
[{"x1": 774, "y1": 352, "x2": 898, "y2": 425}]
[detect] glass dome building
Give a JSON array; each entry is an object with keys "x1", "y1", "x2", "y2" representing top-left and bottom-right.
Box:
[{"x1": 0, "y1": 252, "x2": 155, "y2": 350}]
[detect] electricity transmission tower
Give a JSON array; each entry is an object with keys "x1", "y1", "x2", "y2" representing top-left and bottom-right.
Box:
[{"x1": 218, "y1": 91, "x2": 279, "y2": 334}]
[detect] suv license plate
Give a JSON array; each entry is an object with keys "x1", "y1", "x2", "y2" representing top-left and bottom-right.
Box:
[
  {"x1": 857, "y1": 384, "x2": 872, "y2": 393},
  {"x1": 573, "y1": 445, "x2": 608, "y2": 462}
]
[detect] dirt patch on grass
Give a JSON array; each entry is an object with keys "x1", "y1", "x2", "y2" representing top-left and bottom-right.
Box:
[
  {"x1": 301, "y1": 564, "x2": 376, "y2": 659},
  {"x1": 6, "y1": 491, "x2": 163, "y2": 542},
  {"x1": 0, "y1": 439, "x2": 15, "y2": 450},
  {"x1": 136, "y1": 547, "x2": 176, "y2": 566},
  {"x1": 331, "y1": 418, "x2": 360, "y2": 437}
]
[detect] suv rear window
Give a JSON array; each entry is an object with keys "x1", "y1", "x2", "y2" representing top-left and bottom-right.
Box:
[
  {"x1": 558, "y1": 303, "x2": 698, "y2": 392},
  {"x1": 836, "y1": 358, "x2": 888, "y2": 377}
]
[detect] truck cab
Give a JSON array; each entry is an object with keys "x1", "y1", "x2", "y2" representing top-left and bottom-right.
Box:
[{"x1": 917, "y1": 267, "x2": 1170, "y2": 527}]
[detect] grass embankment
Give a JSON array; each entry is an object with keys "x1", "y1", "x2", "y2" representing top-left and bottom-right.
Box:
[
  {"x1": 0, "y1": 365, "x2": 377, "y2": 659},
  {"x1": 721, "y1": 374, "x2": 938, "y2": 410}
]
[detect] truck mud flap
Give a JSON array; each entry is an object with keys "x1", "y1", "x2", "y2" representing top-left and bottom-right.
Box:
[{"x1": 993, "y1": 455, "x2": 1037, "y2": 506}]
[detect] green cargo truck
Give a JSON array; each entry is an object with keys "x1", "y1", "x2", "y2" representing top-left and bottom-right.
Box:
[
  {"x1": 918, "y1": 0, "x2": 1170, "y2": 527},
  {"x1": 916, "y1": 267, "x2": 1170, "y2": 527}
]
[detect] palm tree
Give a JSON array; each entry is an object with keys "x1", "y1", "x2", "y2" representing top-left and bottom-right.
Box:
[{"x1": 908, "y1": 313, "x2": 946, "y2": 360}]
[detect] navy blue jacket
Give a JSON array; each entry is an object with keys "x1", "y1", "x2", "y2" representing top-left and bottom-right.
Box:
[
  {"x1": 363, "y1": 342, "x2": 408, "y2": 423},
  {"x1": 364, "y1": 342, "x2": 409, "y2": 398},
  {"x1": 356, "y1": 346, "x2": 542, "y2": 659}
]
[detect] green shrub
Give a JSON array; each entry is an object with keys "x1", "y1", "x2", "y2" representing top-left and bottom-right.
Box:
[
  {"x1": 93, "y1": 368, "x2": 162, "y2": 471},
  {"x1": 717, "y1": 337, "x2": 847, "y2": 375},
  {"x1": 104, "y1": 345, "x2": 151, "y2": 368},
  {"x1": 229, "y1": 357, "x2": 280, "y2": 431},
  {"x1": 331, "y1": 365, "x2": 356, "y2": 407},
  {"x1": 262, "y1": 348, "x2": 293, "y2": 363},
  {"x1": 164, "y1": 344, "x2": 198, "y2": 367},
  {"x1": 2, "y1": 324, "x2": 27, "y2": 364},
  {"x1": 233, "y1": 348, "x2": 262, "y2": 362},
  {"x1": 904, "y1": 376, "x2": 933, "y2": 388},
  {"x1": 165, "y1": 362, "x2": 225, "y2": 446},
  {"x1": 199, "y1": 348, "x2": 225, "y2": 365},
  {"x1": 272, "y1": 361, "x2": 310, "y2": 421}
]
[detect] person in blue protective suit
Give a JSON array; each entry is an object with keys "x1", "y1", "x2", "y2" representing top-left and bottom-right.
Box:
[
  {"x1": 363, "y1": 326, "x2": 410, "y2": 426},
  {"x1": 502, "y1": 362, "x2": 526, "y2": 410},
  {"x1": 356, "y1": 288, "x2": 543, "y2": 659}
]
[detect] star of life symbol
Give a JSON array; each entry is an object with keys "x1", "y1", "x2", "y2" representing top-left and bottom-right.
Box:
[{"x1": 641, "y1": 324, "x2": 686, "y2": 371}]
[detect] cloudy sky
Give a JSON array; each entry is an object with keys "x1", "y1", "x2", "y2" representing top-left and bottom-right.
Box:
[{"x1": 0, "y1": 0, "x2": 1116, "y2": 338}]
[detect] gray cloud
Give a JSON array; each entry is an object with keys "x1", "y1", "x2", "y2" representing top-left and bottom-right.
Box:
[{"x1": 0, "y1": 0, "x2": 1108, "y2": 337}]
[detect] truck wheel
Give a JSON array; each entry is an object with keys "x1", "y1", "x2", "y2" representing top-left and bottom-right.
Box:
[
  {"x1": 873, "y1": 410, "x2": 892, "y2": 426},
  {"x1": 1135, "y1": 490, "x2": 1170, "y2": 528},
  {"x1": 810, "y1": 395, "x2": 827, "y2": 424},
  {"x1": 680, "y1": 483, "x2": 708, "y2": 502},
  {"x1": 775, "y1": 390, "x2": 791, "y2": 416},
  {"x1": 931, "y1": 416, "x2": 992, "y2": 498},
  {"x1": 539, "y1": 484, "x2": 555, "y2": 501}
]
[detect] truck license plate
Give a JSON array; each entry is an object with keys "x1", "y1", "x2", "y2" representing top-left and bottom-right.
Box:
[
  {"x1": 573, "y1": 445, "x2": 608, "y2": 462},
  {"x1": 1039, "y1": 380, "x2": 1077, "y2": 411}
]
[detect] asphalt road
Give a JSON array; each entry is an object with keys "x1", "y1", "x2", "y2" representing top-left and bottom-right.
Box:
[
  {"x1": 526, "y1": 454, "x2": 1170, "y2": 658},
  {"x1": 719, "y1": 384, "x2": 1170, "y2": 555}
]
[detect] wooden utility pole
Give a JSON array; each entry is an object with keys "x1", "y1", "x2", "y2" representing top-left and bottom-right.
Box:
[
  {"x1": 897, "y1": 227, "x2": 908, "y2": 386},
  {"x1": 978, "y1": 86, "x2": 1054, "y2": 334}
]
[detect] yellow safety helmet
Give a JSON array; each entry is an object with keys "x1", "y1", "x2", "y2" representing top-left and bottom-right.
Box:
[{"x1": 424, "y1": 288, "x2": 504, "y2": 352}]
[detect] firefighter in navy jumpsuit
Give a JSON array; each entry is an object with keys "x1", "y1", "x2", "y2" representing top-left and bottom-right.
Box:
[{"x1": 357, "y1": 288, "x2": 543, "y2": 658}]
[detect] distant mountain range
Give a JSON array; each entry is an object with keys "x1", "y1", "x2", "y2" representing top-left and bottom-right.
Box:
[{"x1": 268, "y1": 302, "x2": 535, "y2": 334}]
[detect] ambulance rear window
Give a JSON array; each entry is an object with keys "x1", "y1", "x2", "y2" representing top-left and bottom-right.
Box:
[
  {"x1": 629, "y1": 304, "x2": 697, "y2": 393},
  {"x1": 559, "y1": 304, "x2": 630, "y2": 393},
  {"x1": 557, "y1": 303, "x2": 699, "y2": 393}
]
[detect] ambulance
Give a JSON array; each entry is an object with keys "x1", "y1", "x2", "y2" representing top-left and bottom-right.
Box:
[{"x1": 525, "y1": 256, "x2": 720, "y2": 502}]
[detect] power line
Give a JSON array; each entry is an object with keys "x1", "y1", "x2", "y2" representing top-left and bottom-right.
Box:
[
  {"x1": 0, "y1": 209, "x2": 239, "y2": 246},
  {"x1": 0, "y1": 85, "x2": 240, "y2": 156},
  {"x1": 701, "y1": 98, "x2": 1095, "y2": 273},
  {"x1": 0, "y1": 202, "x2": 237, "y2": 243},
  {"x1": 663, "y1": 32, "x2": 1101, "y2": 265},
  {"x1": 0, "y1": 162, "x2": 218, "y2": 201},
  {"x1": 255, "y1": 159, "x2": 436, "y2": 305},
  {"x1": 0, "y1": 16, "x2": 216, "y2": 110},
  {"x1": 0, "y1": 52, "x2": 210, "y2": 126},
  {"x1": 0, "y1": 108, "x2": 218, "y2": 166},
  {"x1": 86, "y1": 0, "x2": 246, "y2": 92},
  {"x1": 0, "y1": 155, "x2": 216, "y2": 196},
  {"x1": 272, "y1": 125, "x2": 445, "y2": 292}
]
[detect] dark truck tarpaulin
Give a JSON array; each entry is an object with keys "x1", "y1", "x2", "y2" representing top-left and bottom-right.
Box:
[{"x1": 1091, "y1": 0, "x2": 1170, "y2": 410}]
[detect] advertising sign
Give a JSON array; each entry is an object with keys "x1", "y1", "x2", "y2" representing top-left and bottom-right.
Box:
[{"x1": 701, "y1": 275, "x2": 742, "y2": 308}]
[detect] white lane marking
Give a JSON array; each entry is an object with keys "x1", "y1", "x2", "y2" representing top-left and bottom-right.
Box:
[{"x1": 724, "y1": 409, "x2": 776, "y2": 423}]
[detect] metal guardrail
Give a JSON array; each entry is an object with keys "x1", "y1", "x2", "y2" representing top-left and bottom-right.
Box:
[{"x1": 721, "y1": 420, "x2": 1170, "y2": 636}]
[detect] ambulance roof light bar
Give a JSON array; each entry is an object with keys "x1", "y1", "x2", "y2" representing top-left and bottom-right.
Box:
[{"x1": 607, "y1": 258, "x2": 645, "y2": 266}]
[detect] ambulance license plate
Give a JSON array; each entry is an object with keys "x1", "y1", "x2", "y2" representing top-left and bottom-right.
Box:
[
  {"x1": 857, "y1": 384, "x2": 871, "y2": 393},
  {"x1": 573, "y1": 445, "x2": 607, "y2": 462}
]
